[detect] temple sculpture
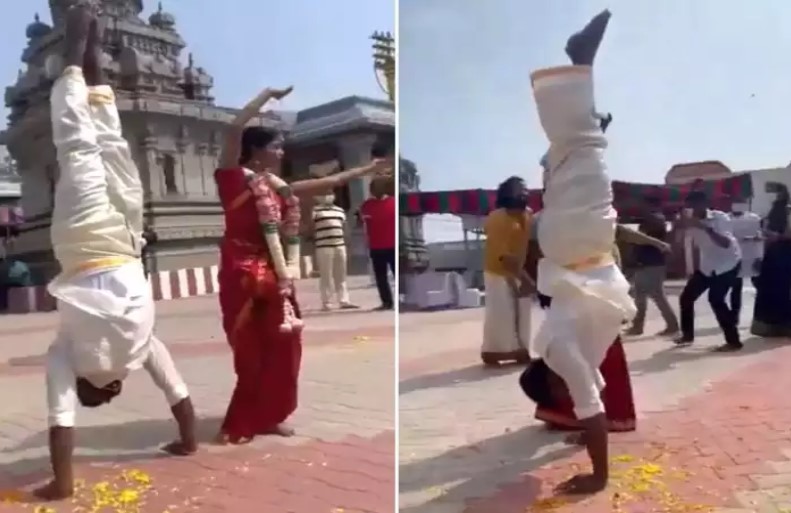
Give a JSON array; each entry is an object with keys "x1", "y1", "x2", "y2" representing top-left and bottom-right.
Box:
[
  {"x1": 399, "y1": 157, "x2": 428, "y2": 272},
  {"x1": 1, "y1": 1, "x2": 394, "y2": 282}
]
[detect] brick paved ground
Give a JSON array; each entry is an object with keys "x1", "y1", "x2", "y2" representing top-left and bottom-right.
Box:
[
  {"x1": 0, "y1": 276, "x2": 395, "y2": 513},
  {"x1": 399, "y1": 288, "x2": 791, "y2": 513}
]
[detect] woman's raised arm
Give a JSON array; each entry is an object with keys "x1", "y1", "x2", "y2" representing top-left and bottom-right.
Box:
[
  {"x1": 290, "y1": 158, "x2": 393, "y2": 196},
  {"x1": 218, "y1": 86, "x2": 294, "y2": 170}
]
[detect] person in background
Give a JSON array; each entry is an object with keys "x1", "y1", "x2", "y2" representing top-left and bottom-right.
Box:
[
  {"x1": 481, "y1": 176, "x2": 533, "y2": 366},
  {"x1": 312, "y1": 193, "x2": 357, "y2": 311},
  {"x1": 359, "y1": 177, "x2": 396, "y2": 311},
  {"x1": 728, "y1": 201, "x2": 763, "y2": 324},
  {"x1": 676, "y1": 191, "x2": 742, "y2": 351},
  {"x1": 624, "y1": 197, "x2": 679, "y2": 336},
  {"x1": 751, "y1": 184, "x2": 791, "y2": 337}
]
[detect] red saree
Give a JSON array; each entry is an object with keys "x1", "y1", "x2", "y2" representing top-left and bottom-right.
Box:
[
  {"x1": 215, "y1": 167, "x2": 302, "y2": 441},
  {"x1": 535, "y1": 337, "x2": 636, "y2": 432}
]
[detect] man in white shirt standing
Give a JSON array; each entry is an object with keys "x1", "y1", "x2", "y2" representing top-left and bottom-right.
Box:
[
  {"x1": 36, "y1": 4, "x2": 196, "y2": 501},
  {"x1": 729, "y1": 202, "x2": 763, "y2": 324},
  {"x1": 676, "y1": 191, "x2": 742, "y2": 351},
  {"x1": 312, "y1": 193, "x2": 358, "y2": 311}
]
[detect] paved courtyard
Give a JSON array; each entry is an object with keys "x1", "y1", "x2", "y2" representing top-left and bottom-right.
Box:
[
  {"x1": 0, "y1": 276, "x2": 395, "y2": 513},
  {"x1": 399, "y1": 287, "x2": 791, "y2": 513}
]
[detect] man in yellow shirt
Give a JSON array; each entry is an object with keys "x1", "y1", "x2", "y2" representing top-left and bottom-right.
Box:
[{"x1": 481, "y1": 176, "x2": 534, "y2": 365}]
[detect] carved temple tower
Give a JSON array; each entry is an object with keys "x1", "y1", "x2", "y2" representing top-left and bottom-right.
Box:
[{"x1": 2, "y1": 1, "x2": 394, "y2": 283}]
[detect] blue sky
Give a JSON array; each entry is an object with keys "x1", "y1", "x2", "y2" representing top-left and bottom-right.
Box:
[
  {"x1": 0, "y1": 0, "x2": 393, "y2": 118},
  {"x1": 400, "y1": 0, "x2": 791, "y2": 241}
]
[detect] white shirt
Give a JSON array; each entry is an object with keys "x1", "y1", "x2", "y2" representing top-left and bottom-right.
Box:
[
  {"x1": 686, "y1": 210, "x2": 741, "y2": 276},
  {"x1": 46, "y1": 262, "x2": 188, "y2": 427},
  {"x1": 730, "y1": 211, "x2": 763, "y2": 278}
]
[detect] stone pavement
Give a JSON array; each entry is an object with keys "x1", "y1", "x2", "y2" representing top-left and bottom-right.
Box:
[
  {"x1": 0, "y1": 276, "x2": 395, "y2": 513},
  {"x1": 399, "y1": 289, "x2": 791, "y2": 513}
]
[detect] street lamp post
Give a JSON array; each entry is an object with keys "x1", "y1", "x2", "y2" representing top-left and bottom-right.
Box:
[{"x1": 371, "y1": 31, "x2": 395, "y2": 102}]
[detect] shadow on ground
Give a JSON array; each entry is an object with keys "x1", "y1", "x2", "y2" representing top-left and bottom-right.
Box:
[
  {"x1": 400, "y1": 363, "x2": 525, "y2": 395},
  {"x1": 628, "y1": 335, "x2": 778, "y2": 376},
  {"x1": 399, "y1": 425, "x2": 579, "y2": 513},
  {"x1": 1, "y1": 416, "x2": 224, "y2": 481}
]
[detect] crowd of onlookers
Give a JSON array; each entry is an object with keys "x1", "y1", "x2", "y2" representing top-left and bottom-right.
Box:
[{"x1": 623, "y1": 184, "x2": 791, "y2": 349}]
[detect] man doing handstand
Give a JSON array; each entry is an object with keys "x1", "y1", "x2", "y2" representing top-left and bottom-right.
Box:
[
  {"x1": 529, "y1": 10, "x2": 636, "y2": 495},
  {"x1": 36, "y1": 3, "x2": 196, "y2": 500}
]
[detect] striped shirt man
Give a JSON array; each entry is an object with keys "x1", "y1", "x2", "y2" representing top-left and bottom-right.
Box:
[
  {"x1": 313, "y1": 202, "x2": 347, "y2": 248},
  {"x1": 312, "y1": 195, "x2": 356, "y2": 309}
]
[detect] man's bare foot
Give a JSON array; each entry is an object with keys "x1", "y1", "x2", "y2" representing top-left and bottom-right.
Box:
[
  {"x1": 565, "y1": 9, "x2": 612, "y2": 66},
  {"x1": 213, "y1": 432, "x2": 253, "y2": 445},
  {"x1": 555, "y1": 472, "x2": 608, "y2": 495},
  {"x1": 162, "y1": 440, "x2": 198, "y2": 456},
  {"x1": 64, "y1": 3, "x2": 95, "y2": 69},
  {"x1": 265, "y1": 423, "x2": 295, "y2": 437},
  {"x1": 33, "y1": 480, "x2": 73, "y2": 501}
]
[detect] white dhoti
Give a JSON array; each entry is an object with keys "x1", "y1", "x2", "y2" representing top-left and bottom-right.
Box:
[
  {"x1": 482, "y1": 272, "x2": 531, "y2": 354},
  {"x1": 531, "y1": 65, "x2": 635, "y2": 419},
  {"x1": 46, "y1": 67, "x2": 188, "y2": 427}
]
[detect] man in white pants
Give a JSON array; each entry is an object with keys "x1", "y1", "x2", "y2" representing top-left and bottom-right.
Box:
[
  {"x1": 530, "y1": 9, "x2": 635, "y2": 495},
  {"x1": 36, "y1": 4, "x2": 196, "y2": 501},
  {"x1": 312, "y1": 193, "x2": 358, "y2": 310}
]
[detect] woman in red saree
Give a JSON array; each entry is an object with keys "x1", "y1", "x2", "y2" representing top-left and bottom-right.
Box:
[
  {"x1": 523, "y1": 339, "x2": 637, "y2": 433},
  {"x1": 215, "y1": 86, "x2": 390, "y2": 444}
]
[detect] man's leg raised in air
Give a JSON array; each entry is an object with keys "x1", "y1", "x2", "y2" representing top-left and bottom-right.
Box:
[
  {"x1": 50, "y1": 3, "x2": 110, "y2": 243},
  {"x1": 83, "y1": 16, "x2": 144, "y2": 242}
]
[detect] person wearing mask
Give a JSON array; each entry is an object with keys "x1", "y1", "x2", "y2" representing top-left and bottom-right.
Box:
[
  {"x1": 359, "y1": 177, "x2": 396, "y2": 311},
  {"x1": 728, "y1": 202, "x2": 762, "y2": 324},
  {"x1": 675, "y1": 191, "x2": 742, "y2": 351},
  {"x1": 312, "y1": 193, "x2": 357, "y2": 311}
]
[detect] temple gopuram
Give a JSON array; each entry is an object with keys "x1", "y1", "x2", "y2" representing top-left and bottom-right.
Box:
[{"x1": 2, "y1": 0, "x2": 394, "y2": 284}]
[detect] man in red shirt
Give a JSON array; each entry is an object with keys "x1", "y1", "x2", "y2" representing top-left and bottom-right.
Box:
[{"x1": 359, "y1": 178, "x2": 396, "y2": 310}]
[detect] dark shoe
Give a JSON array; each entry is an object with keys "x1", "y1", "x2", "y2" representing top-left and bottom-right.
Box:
[
  {"x1": 374, "y1": 304, "x2": 394, "y2": 311},
  {"x1": 657, "y1": 327, "x2": 680, "y2": 337},
  {"x1": 624, "y1": 326, "x2": 643, "y2": 336},
  {"x1": 673, "y1": 336, "x2": 694, "y2": 346},
  {"x1": 713, "y1": 344, "x2": 743, "y2": 353}
]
